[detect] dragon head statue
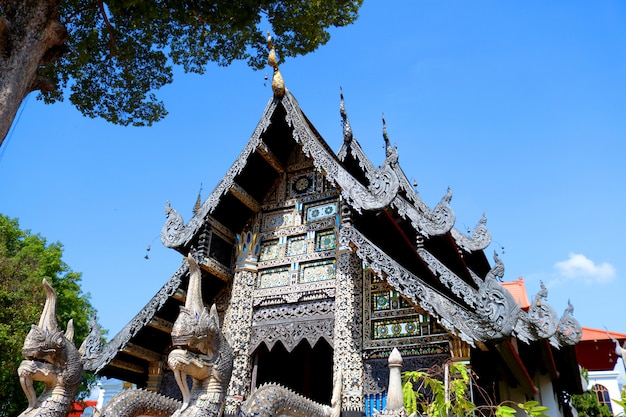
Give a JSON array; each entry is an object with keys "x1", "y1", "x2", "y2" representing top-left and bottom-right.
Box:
[
  {"x1": 168, "y1": 254, "x2": 232, "y2": 413},
  {"x1": 18, "y1": 279, "x2": 83, "y2": 417}
]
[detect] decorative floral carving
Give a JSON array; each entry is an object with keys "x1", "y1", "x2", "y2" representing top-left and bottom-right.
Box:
[
  {"x1": 450, "y1": 213, "x2": 492, "y2": 251},
  {"x1": 416, "y1": 248, "x2": 478, "y2": 307},
  {"x1": 333, "y1": 250, "x2": 365, "y2": 411},
  {"x1": 475, "y1": 252, "x2": 519, "y2": 338},
  {"x1": 553, "y1": 300, "x2": 583, "y2": 346},
  {"x1": 527, "y1": 282, "x2": 558, "y2": 340}
]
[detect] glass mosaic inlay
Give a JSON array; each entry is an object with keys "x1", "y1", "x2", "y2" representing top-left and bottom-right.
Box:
[
  {"x1": 372, "y1": 317, "x2": 421, "y2": 339},
  {"x1": 300, "y1": 260, "x2": 336, "y2": 283},
  {"x1": 371, "y1": 290, "x2": 410, "y2": 311},
  {"x1": 289, "y1": 172, "x2": 316, "y2": 197},
  {"x1": 258, "y1": 267, "x2": 290, "y2": 289},
  {"x1": 316, "y1": 230, "x2": 337, "y2": 251},
  {"x1": 306, "y1": 202, "x2": 338, "y2": 223},
  {"x1": 263, "y1": 211, "x2": 294, "y2": 231},
  {"x1": 259, "y1": 240, "x2": 280, "y2": 261},
  {"x1": 287, "y1": 235, "x2": 307, "y2": 256}
]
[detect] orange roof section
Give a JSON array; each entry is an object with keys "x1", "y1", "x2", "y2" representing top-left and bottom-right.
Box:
[
  {"x1": 580, "y1": 326, "x2": 626, "y2": 342},
  {"x1": 501, "y1": 277, "x2": 531, "y2": 310}
]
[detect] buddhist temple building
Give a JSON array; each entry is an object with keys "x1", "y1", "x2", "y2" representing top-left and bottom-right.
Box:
[{"x1": 85, "y1": 50, "x2": 584, "y2": 417}]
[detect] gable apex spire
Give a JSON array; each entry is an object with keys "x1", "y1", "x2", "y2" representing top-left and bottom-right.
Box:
[
  {"x1": 267, "y1": 32, "x2": 285, "y2": 98},
  {"x1": 340, "y1": 88, "x2": 353, "y2": 144}
]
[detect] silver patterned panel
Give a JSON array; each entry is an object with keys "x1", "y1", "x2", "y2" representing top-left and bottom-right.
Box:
[{"x1": 339, "y1": 226, "x2": 507, "y2": 345}]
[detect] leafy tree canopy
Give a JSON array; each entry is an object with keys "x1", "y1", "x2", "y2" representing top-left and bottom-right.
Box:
[
  {"x1": 0, "y1": 0, "x2": 363, "y2": 144},
  {"x1": 0, "y1": 214, "x2": 98, "y2": 416}
]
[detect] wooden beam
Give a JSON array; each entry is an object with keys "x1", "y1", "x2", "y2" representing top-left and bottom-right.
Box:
[
  {"x1": 172, "y1": 288, "x2": 186, "y2": 303},
  {"x1": 206, "y1": 215, "x2": 236, "y2": 243},
  {"x1": 257, "y1": 142, "x2": 285, "y2": 174},
  {"x1": 110, "y1": 358, "x2": 145, "y2": 374},
  {"x1": 200, "y1": 256, "x2": 233, "y2": 282},
  {"x1": 148, "y1": 316, "x2": 173, "y2": 333},
  {"x1": 122, "y1": 342, "x2": 164, "y2": 362},
  {"x1": 230, "y1": 183, "x2": 261, "y2": 212}
]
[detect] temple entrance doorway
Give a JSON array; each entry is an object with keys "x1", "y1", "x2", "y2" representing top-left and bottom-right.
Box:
[{"x1": 252, "y1": 338, "x2": 334, "y2": 404}]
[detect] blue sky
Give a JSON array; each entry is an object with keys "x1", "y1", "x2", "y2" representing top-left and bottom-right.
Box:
[{"x1": 1, "y1": 1, "x2": 625, "y2": 339}]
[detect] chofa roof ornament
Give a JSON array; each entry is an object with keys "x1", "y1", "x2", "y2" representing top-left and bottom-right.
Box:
[{"x1": 267, "y1": 32, "x2": 285, "y2": 98}]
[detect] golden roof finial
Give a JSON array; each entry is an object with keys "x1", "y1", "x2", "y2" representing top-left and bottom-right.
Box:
[{"x1": 267, "y1": 31, "x2": 285, "y2": 98}]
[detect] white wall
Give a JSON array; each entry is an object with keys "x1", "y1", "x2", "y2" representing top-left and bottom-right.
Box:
[{"x1": 588, "y1": 368, "x2": 624, "y2": 416}]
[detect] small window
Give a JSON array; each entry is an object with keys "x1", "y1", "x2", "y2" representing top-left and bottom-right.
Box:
[{"x1": 592, "y1": 384, "x2": 613, "y2": 414}]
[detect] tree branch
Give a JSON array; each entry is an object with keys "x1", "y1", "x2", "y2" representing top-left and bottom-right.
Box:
[{"x1": 97, "y1": 1, "x2": 115, "y2": 56}]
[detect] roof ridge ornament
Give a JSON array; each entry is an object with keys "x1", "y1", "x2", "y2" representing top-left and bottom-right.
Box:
[
  {"x1": 527, "y1": 281, "x2": 558, "y2": 340},
  {"x1": 450, "y1": 212, "x2": 492, "y2": 252},
  {"x1": 339, "y1": 88, "x2": 353, "y2": 144},
  {"x1": 553, "y1": 300, "x2": 582, "y2": 346},
  {"x1": 267, "y1": 32, "x2": 285, "y2": 98},
  {"x1": 382, "y1": 114, "x2": 397, "y2": 162}
]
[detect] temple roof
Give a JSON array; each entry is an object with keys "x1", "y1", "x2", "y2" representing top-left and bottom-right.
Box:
[
  {"x1": 502, "y1": 277, "x2": 531, "y2": 310},
  {"x1": 89, "y1": 82, "x2": 583, "y2": 386},
  {"x1": 576, "y1": 327, "x2": 626, "y2": 371}
]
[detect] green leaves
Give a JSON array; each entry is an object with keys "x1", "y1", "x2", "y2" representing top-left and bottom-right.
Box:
[
  {"x1": 0, "y1": 214, "x2": 99, "y2": 415},
  {"x1": 518, "y1": 400, "x2": 550, "y2": 417},
  {"x1": 35, "y1": 0, "x2": 363, "y2": 127},
  {"x1": 402, "y1": 363, "x2": 556, "y2": 417}
]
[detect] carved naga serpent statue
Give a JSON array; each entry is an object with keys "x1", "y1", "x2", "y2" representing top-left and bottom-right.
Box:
[
  {"x1": 17, "y1": 279, "x2": 84, "y2": 417},
  {"x1": 102, "y1": 254, "x2": 342, "y2": 417}
]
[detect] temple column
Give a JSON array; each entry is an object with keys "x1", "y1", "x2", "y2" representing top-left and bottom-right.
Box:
[
  {"x1": 334, "y1": 204, "x2": 365, "y2": 417},
  {"x1": 223, "y1": 230, "x2": 259, "y2": 417}
]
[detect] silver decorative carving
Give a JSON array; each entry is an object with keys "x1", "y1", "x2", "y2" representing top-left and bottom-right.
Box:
[
  {"x1": 450, "y1": 213, "x2": 492, "y2": 251},
  {"x1": 223, "y1": 233, "x2": 259, "y2": 415},
  {"x1": 527, "y1": 282, "x2": 558, "y2": 340},
  {"x1": 553, "y1": 300, "x2": 583, "y2": 346},
  {"x1": 475, "y1": 252, "x2": 520, "y2": 338},
  {"x1": 391, "y1": 191, "x2": 455, "y2": 238},
  {"x1": 282, "y1": 92, "x2": 400, "y2": 213},
  {"x1": 80, "y1": 314, "x2": 104, "y2": 363},
  {"x1": 333, "y1": 248, "x2": 365, "y2": 412},
  {"x1": 253, "y1": 278, "x2": 337, "y2": 307},
  {"x1": 416, "y1": 247, "x2": 478, "y2": 307},
  {"x1": 340, "y1": 225, "x2": 506, "y2": 345},
  {"x1": 249, "y1": 300, "x2": 335, "y2": 352}
]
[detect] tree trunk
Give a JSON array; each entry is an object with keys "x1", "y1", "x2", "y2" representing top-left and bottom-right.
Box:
[{"x1": 0, "y1": 0, "x2": 66, "y2": 147}]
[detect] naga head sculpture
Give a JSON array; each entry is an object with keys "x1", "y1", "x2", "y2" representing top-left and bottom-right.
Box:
[
  {"x1": 19, "y1": 279, "x2": 83, "y2": 415},
  {"x1": 169, "y1": 254, "x2": 226, "y2": 411}
]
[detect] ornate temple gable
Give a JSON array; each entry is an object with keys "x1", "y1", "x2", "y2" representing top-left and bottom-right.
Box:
[
  {"x1": 87, "y1": 262, "x2": 189, "y2": 375},
  {"x1": 339, "y1": 225, "x2": 502, "y2": 345},
  {"x1": 249, "y1": 300, "x2": 335, "y2": 353},
  {"x1": 253, "y1": 180, "x2": 340, "y2": 307},
  {"x1": 362, "y1": 268, "x2": 450, "y2": 357},
  {"x1": 281, "y1": 91, "x2": 400, "y2": 212}
]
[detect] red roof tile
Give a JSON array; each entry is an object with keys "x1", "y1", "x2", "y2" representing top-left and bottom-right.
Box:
[{"x1": 501, "y1": 277, "x2": 531, "y2": 310}]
